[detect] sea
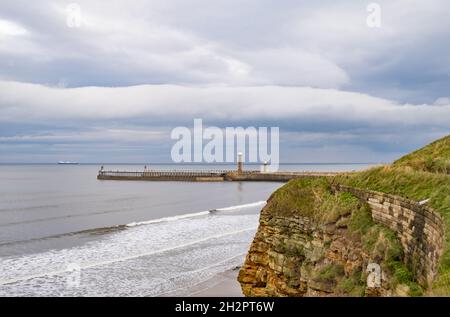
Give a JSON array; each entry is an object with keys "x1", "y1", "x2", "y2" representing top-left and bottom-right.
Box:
[{"x1": 0, "y1": 163, "x2": 373, "y2": 296}]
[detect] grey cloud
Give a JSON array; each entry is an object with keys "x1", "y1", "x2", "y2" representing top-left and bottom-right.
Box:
[
  {"x1": 0, "y1": 80, "x2": 449, "y2": 164},
  {"x1": 4, "y1": 0, "x2": 450, "y2": 98},
  {"x1": 1, "y1": 81, "x2": 449, "y2": 127},
  {"x1": 1, "y1": 0, "x2": 450, "y2": 163}
]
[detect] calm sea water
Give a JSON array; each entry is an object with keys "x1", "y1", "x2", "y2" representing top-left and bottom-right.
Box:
[{"x1": 0, "y1": 163, "x2": 372, "y2": 296}]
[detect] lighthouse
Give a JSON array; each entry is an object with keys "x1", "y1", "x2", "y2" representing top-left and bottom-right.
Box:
[{"x1": 237, "y1": 152, "x2": 243, "y2": 173}]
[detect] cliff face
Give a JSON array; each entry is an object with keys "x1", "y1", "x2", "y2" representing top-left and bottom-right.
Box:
[
  {"x1": 239, "y1": 135, "x2": 450, "y2": 296},
  {"x1": 239, "y1": 203, "x2": 397, "y2": 297}
]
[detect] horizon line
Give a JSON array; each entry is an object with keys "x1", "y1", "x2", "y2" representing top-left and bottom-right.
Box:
[{"x1": 0, "y1": 162, "x2": 386, "y2": 165}]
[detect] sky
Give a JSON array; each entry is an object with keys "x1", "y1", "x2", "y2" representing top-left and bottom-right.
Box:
[{"x1": 0, "y1": 0, "x2": 449, "y2": 163}]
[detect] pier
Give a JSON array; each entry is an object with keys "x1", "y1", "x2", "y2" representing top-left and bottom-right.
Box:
[
  {"x1": 97, "y1": 169, "x2": 229, "y2": 182},
  {"x1": 97, "y1": 166, "x2": 340, "y2": 183},
  {"x1": 97, "y1": 154, "x2": 340, "y2": 182},
  {"x1": 97, "y1": 169, "x2": 339, "y2": 182}
]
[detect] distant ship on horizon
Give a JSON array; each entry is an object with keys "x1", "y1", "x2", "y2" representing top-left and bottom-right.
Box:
[{"x1": 57, "y1": 161, "x2": 79, "y2": 165}]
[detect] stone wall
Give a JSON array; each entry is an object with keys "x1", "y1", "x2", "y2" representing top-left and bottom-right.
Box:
[{"x1": 332, "y1": 184, "x2": 445, "y2": 287}]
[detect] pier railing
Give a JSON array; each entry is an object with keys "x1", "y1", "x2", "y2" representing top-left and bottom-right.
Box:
[{"x1": 98, "y1": 169, "x2": 231, "y2": 178}]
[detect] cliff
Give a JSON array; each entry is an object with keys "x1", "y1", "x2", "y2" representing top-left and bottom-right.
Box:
[{"x1": 239, "y1": 135, "x2": 450, "y2": 297}]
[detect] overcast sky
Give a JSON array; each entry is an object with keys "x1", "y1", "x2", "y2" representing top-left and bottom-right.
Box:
[{"x1": 0, "y1": 0, "x2": 449, "y2": 163}]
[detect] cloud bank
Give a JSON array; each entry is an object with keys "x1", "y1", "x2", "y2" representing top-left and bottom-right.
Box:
[{"x1": 1, "y1": 0, "x2": 450, "y2": 163}]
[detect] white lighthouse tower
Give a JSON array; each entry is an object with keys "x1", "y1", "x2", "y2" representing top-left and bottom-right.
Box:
[{"x1": 237, "y1": 152, "x2": 243, "y2": 174}]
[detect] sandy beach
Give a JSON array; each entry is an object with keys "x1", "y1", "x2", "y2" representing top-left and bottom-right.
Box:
[{"x1": 163, "y1": 267, "x2": 244, "y2": 297}]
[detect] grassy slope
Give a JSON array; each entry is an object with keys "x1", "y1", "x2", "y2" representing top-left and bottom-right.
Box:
[
  {"x1": 266, "y1": 135, "x2": 450, "y2": 295},
  {"x1": 393, "y1": 135, "x2": 450, "y2": 173},
  {"x1": 336, "y1": 135, "x2": 450, "y2": 294}
]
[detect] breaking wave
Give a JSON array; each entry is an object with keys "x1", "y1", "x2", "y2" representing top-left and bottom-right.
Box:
[{"x1": 0, "y1": 201, "x2": 264, "y2": 296}]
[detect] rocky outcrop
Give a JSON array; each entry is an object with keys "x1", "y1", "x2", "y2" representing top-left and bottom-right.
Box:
[
  {"x1": 238, "y1": 184, "x2": 445, "y2": 296},
  {"x1": 239, "y1": 204, "x2": 394, "y2": 297}
]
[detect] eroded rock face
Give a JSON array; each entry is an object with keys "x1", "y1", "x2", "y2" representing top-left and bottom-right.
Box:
[{"x1": 238, "y1": 207, "x2": 394, "y2": 297}]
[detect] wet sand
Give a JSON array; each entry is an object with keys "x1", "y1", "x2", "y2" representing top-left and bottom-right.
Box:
[{"x1": 163, "y1": 267, "x2": 243, "y2": 297}]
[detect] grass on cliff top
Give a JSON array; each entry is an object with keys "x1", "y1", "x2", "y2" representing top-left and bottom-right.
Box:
[
  {"x1": 335, "y1": 166, "x2": 450, "y2": 215},
  {"x1": 393, "y1": 134, "x2": 450, "y2": 173},
  {"x1": 266, "y1": 177, "x2": 360, "y2": 224}
]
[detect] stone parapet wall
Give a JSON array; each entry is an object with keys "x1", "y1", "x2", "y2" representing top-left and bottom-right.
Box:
[{"x1": 332, "y1": 184, "x2": 444, "y2": 287}]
